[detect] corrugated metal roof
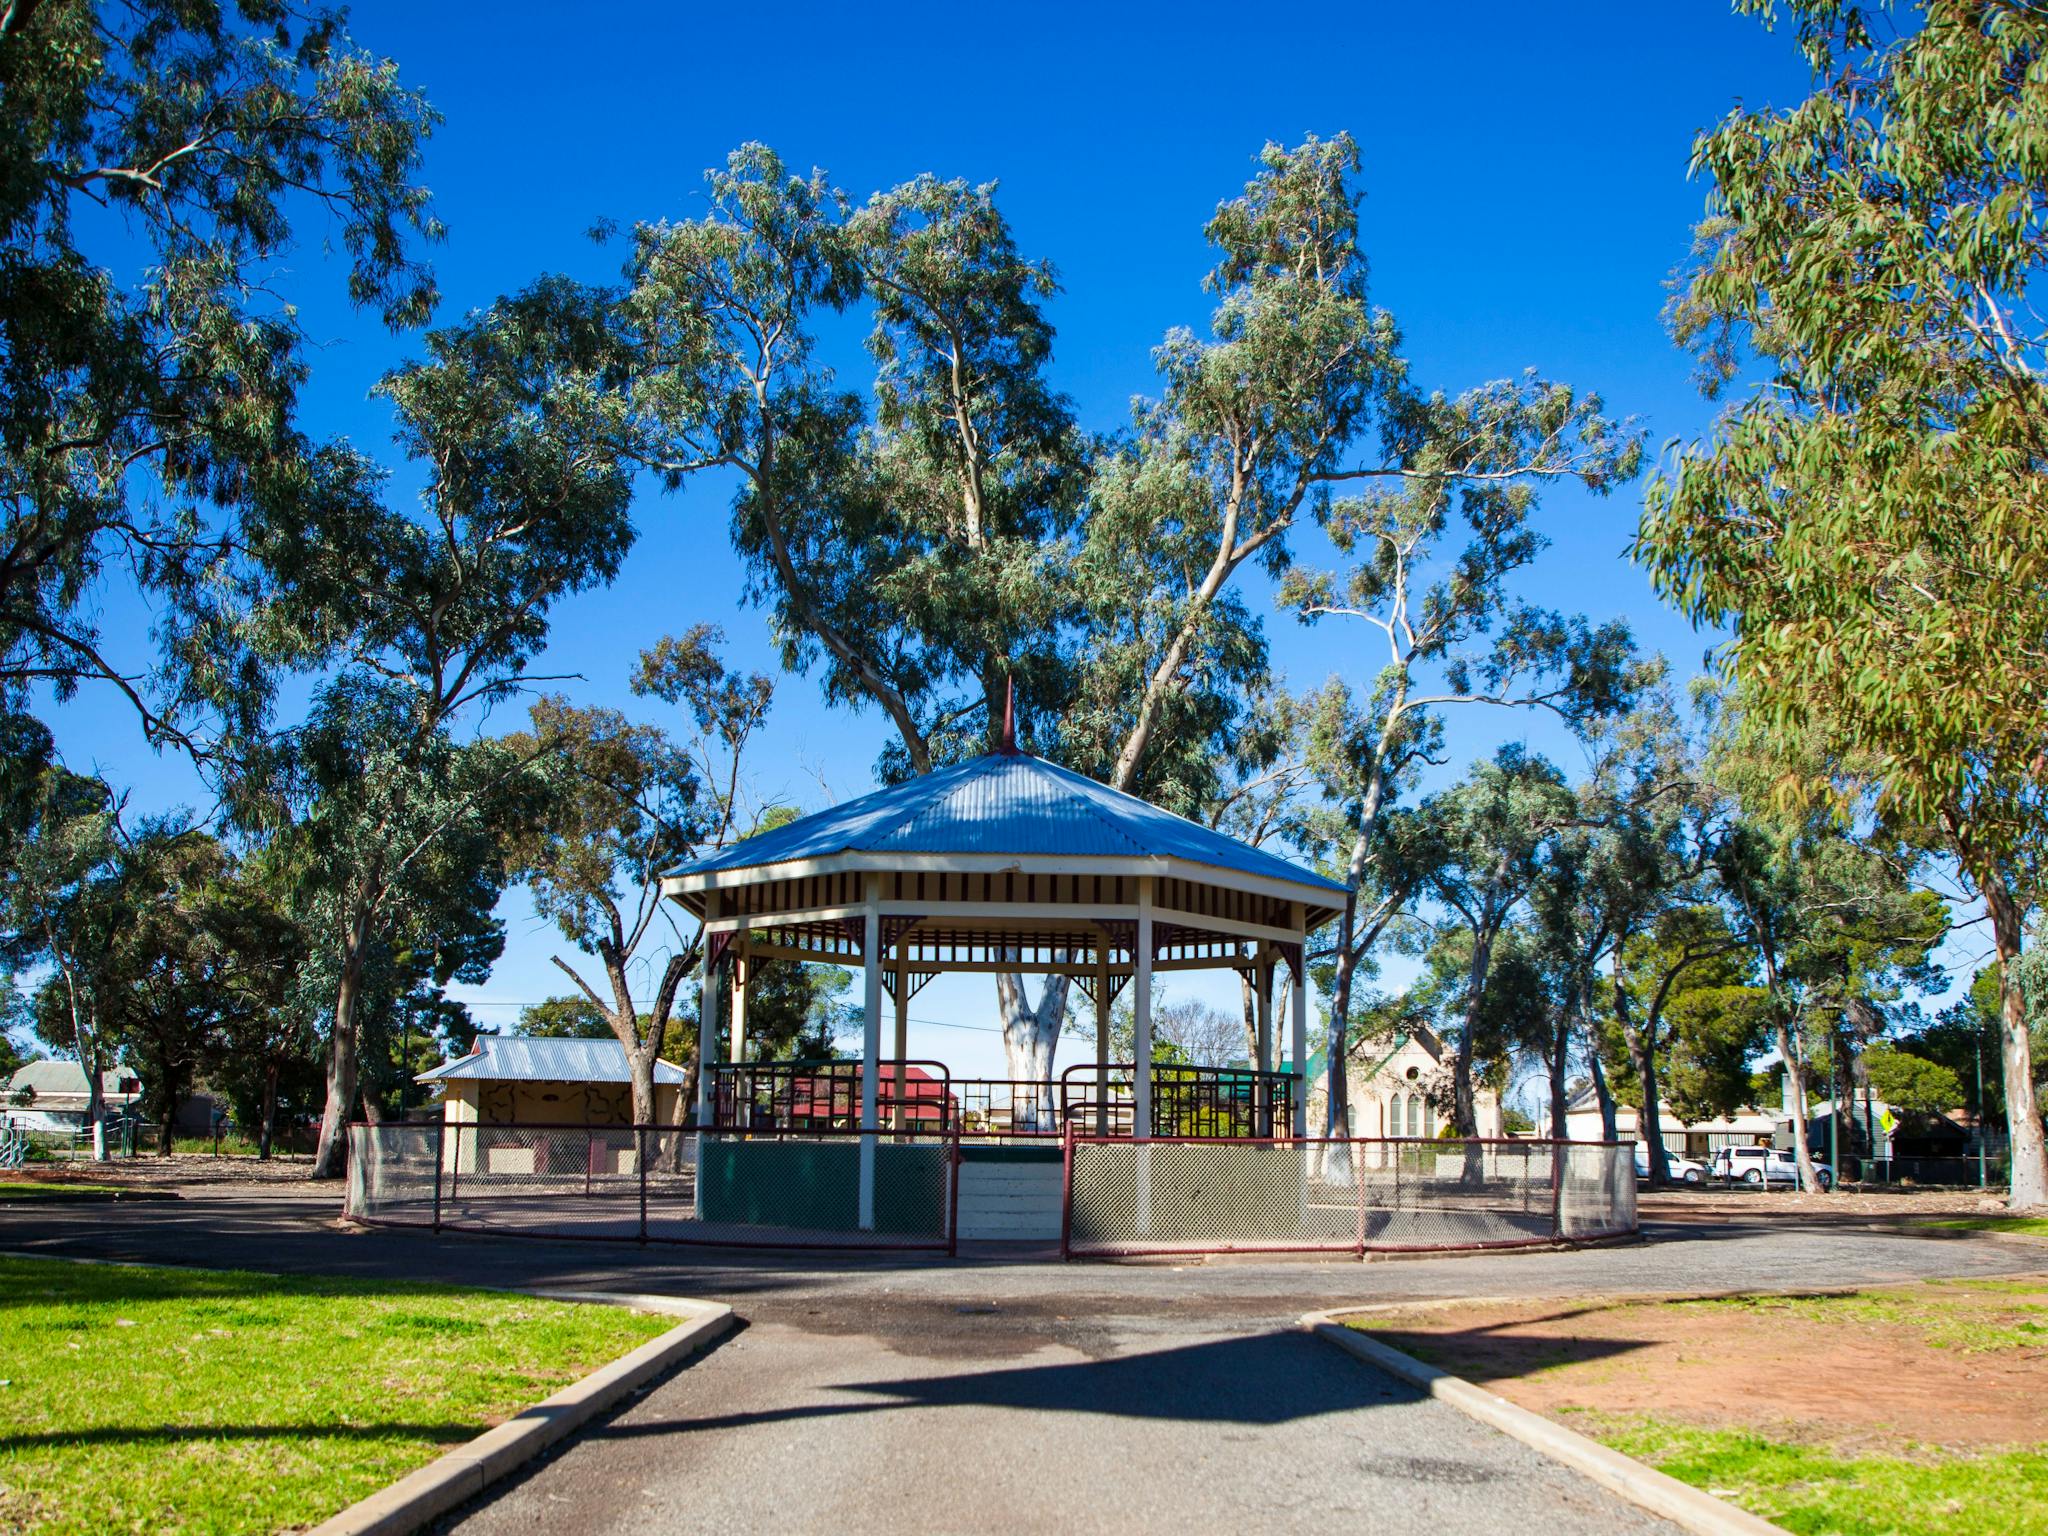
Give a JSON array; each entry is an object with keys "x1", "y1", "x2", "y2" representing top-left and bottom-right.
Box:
[
  {"x1": 4, "y1": 1061, "x2": 142, "y2": 1098},
  {"x1": 667, "y1": 752, "x2": 1345, "y2": 895},
  {"x1": 415, "y1": 1036, "x2": 687, "y2": 1085}
]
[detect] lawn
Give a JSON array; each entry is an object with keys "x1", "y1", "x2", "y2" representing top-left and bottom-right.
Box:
[
  {"x1": 1344, "y1": 1276, "x2": 2048, "y2": 1536},
  {"x1": 1586, "y1": 1417, "x2": 2048, "y2": 1536},
  {"x1": 0, "y1": 1254, "x2": 673, "y2": 1535},
  {"x1": 1932, "y1": 1214, "x2": 2048, "y2": 1238}
]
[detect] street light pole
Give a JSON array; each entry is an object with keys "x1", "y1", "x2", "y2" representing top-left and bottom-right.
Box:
[{"x1": 1976, "y1": 1014, "x2": 1987, "y2": 1190}]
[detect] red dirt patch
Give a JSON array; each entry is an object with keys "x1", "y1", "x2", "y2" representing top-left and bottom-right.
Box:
[{"x1": 1349, "y1": 1276, "x2": 2048, "y2": 1455}]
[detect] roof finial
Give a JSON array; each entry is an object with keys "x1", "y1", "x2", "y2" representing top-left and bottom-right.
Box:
[{"x1": 1001, "y1": 677, "x2": 1017, "y2": 755}]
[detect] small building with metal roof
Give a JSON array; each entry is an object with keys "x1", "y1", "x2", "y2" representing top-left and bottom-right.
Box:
[{"x1": 417, "y1": 1036, "x2": 689, "y2": 1129}]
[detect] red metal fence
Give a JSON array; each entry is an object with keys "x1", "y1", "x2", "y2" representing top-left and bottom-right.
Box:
[
  {"x1": 1060, "y1": 1132, "x2": 1637, "y2": 1259},
  {"x1": 705, "y1": 1060, "x2": 1297, "y2": 1140},
  {"x1": 344, "y1": 1121, "x2": 958, "y2": 1253}
]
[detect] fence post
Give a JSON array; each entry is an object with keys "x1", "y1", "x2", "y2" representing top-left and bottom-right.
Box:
[
  {"x1": 432, "y1": 1119, "x2": 445, "y2": 1234},
  {"x1": 637, "y1": 1125, "x2": 649, "y2": 1245},
  {"x1": 1355, "y1": 1137, "x2": 1367, "y2": 1259},
  {"x1": 949, "y1": 1130, "x2": 962, "y2": 1259},
  {"x1": 1550, "y1": 1139, "x2": 1566, "y2": 1241},
  {"x1": 1059, "y1": 1120, "x2": 1075, "y2": 1261}
]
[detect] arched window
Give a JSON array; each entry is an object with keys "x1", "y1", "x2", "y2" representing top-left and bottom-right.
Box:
[
  {"x1": 1422, "y1": 1100, "x2": 1438, "y2": 1139},
  {"x1": 1407, "y1": 1094, "x2": 1422, "y2": 1139}
]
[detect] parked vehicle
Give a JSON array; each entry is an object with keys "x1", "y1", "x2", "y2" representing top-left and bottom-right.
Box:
[
  {"x1": 1633, "y1": 1145, "x2": 1707, "y2": 1184},
  {"x1": 1710, "y1": 1144, "x2": 1834, "y2": 1190}
]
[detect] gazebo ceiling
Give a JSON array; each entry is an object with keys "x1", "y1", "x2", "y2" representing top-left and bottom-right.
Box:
[{"x1": 660, "y1": 751, "x2": 1344, "y2": 957}]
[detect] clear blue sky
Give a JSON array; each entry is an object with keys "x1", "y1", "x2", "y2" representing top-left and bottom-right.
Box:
[{"x1": 41, "y1": 2, "x2": 1876, "y2": 1078}]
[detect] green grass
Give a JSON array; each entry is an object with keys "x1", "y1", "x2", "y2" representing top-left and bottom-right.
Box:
[
  {"x1": 1932, "y1": 1214, "x2": 2048, "y2": 1237},
  {"x1": 1674, "y1": 1283, "x2": 2048, "y2": 1353},
  {"x1": 1590, "y1": 1417, "x2": 2048, "y2": 1536},
  {"x1": 165, "y1": 1135, "x2": 266, "y2": 1157},
  {"x1": 0, "y1": 1254, "x2": 672, "y2": 1535}
]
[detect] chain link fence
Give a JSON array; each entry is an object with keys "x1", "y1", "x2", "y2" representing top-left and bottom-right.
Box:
[
  {"x1": 1062, "y1": 1135, "x2": 1635, "y2": 1258},
  {"x1": 345, "y1": 1122, "x2": 956, "y2": 1251}
]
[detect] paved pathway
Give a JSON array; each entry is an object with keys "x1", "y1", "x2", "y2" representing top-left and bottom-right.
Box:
[
  {"x1": 445, "y1": 1309, "x2": 1676, "y2": 1536},
  {"x1": 5, "y1": 1190, "x2": 2039, "y2": 1534}
]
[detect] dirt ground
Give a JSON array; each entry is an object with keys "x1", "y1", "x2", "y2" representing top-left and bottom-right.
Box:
[
  {"x1": 1348, "y1": 1274, "x2": 2048, "y2": 1455},
  {"x1": 5, "y1": 1151, "x2": 319, "y2": 1187},
  {"x1": 1637, "y1": 1184, "x2": 2012, "y2": 1221}
]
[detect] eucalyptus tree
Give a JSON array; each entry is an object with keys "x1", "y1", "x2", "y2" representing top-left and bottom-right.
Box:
[
  {"x1": 618, "y1": 136, "x2": 1641, "y2": 1096},
  {"x1": 1567, "y1": 688, "x2": 1726, "y2": 1183},
  {"x1": 1608, "y1": 905, "x2": 1746, "y2": 1180},
  {"x1": 1636, "y1": 0, "x2": 2048, "y2": 1206},
  {"x1": 0, "y1": 0, "x2": 439, "y2": 754},
  {"x1": 1415, "y1": 747, "x2": 1579, "y2": 1139},
  {"x1": 507, "y1": 630, "x2": 774, "y2": 1127},
  {"x1": 0, "y1": 720, "x2": 120, "y2": 1124},
  {"x1": 244, "y1": 284, "x2": 634, "y2": 1177},
  {"x1": 1297, "y1": 602, "x2": 1647, "y2": 1142}
]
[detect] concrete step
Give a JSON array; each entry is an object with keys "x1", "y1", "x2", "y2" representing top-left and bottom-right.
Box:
[{"x1": 955, "y1": 1162, "x2": 1065, "y2": 1240}]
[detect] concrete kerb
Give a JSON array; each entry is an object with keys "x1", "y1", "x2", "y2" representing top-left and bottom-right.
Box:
[
  {"x1": 1302, "y1": 1307, "x2": 1789, "y2": 1536},
  {"x1": 308, "y1": 1291, "x2": 734, "y2": 1536}
]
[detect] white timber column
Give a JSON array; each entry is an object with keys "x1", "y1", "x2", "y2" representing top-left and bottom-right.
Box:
[
  {"x1": 1094, "y1": 942, "x2": 1110, "y2": 1136},
  {"x1": 1289, "y1": 902, "x2": 1309, "y2": 1138},
  {"x1": 729, "y1": 946, "x2": 748, "y2": 1065},
  {"x1": 891, "y1": 966, "x2": 909, "y2": 1133},
  {"x1": 693, "y1": 896, "x2": 723, "y2": 1218},
  {"x1": 1133, "y1": 877, "x2": 1155, "y2": 1139},
  {"x1": 859, "y1": 879, "x2": 882, "y2": 1231},
  {"x1": 1254, "y1": 943, "x2": 1275, "y2": 1138}
]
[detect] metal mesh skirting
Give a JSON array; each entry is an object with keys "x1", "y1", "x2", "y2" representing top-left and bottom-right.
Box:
[
  {"x1": 344, "y1": 1123, "x2": 957, "y2": 1251},
  {"x1": 1062, "y1": 1136, "x2": 1635, "y2": 1258}
]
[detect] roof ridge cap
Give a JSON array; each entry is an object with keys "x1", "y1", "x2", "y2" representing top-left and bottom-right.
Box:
[
  {"x1": 1001, "y1": 754, "x2": 1156, "y2": 859},
  {"x1": 856, "y1": 755, "x2": 999, "y2": 851}
]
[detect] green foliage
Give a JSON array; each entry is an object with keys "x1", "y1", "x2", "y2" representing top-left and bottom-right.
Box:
[
  {"x1": 518, "y1": 995, "x2": 614, "y2": 1039},
  {"x1": 1863, "y1": 1044, "x2": 1965, "y2": 1115},
  {"x1": 0, "y1": 1, "x2": 440, "y2": 750},
  {"x1": 1638, "y1": 0, "x2": 2048, "y2": 1203}
]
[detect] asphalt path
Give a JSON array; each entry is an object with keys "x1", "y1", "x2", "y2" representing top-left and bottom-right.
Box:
[
  {"x1": 5, "y1": 1189, "x2": 2039, "y2": 1534},
  {"x1": 444, "y1": 1308, "x2": 1677, "y2": 1536}
]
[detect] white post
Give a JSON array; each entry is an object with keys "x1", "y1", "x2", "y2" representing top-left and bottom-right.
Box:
[
  {"x1": 1094, "y1": 944, "x2": 1110, "y2": 1136},
  {"x1": 859, "y1": 883, "x2": 881, "y2": 1231},
  {"x1": 729, "y1": 948, "x2": 748, "y2": 1065},
  {"x1": 693, "y1": 905, "x2": 723, "y2": 1218},
  {"x1": 1135, "y1": 877, "x2": 1154, "y2": 1237},
  {"x1": 1134, "y1": 878, "x2": 1154, "y2": 1139},
  {"x1": 891, "y1": 967, "x2": 909, "y2": 1133},
  {"x1": 1294, "y1": 958, "x2": 1310, "y2": 1138},
  {"x1": 1254, "y1": 943, "x2": 1274, "y2": 1138}
]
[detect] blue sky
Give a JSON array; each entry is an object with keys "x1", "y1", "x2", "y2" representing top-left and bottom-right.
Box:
[{"x1": 39, "y1": 2, "x2": 1872, "y2": 1082}]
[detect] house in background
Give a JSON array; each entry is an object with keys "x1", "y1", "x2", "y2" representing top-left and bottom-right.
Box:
[
  {"x1": 1307, "y1": 1024, "x2": 1504, "y2": 1141},
  {"x1": 1561, "y1": 1086, "x2": 1777, "y2": 1158},
  {"x1": 417, "y1": 1036, "x2": 689, "y2": 1129},
  {"x1": 2, "y1": 1061, "x2": 143, "y2": 1132}
]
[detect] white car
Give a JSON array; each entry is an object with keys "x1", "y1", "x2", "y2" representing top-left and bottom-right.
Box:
[
  {"x1": 1710, "y1": 1144, "x2": 1835, "y2": 1190},
  {"x1": 1633, "y1": 1145, "x2": 1707, "y2": 1184}
]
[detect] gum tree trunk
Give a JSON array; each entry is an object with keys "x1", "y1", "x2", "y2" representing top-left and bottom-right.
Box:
[
  {"x1": 1984, "y1": 871, "x2": 2048, "y2": 1210},
  {"x1": 310, "y1": 913, "x2": 371, "y2": 1180},
  {"x1": 997, "y1": 971, "x2": 1068, "y2": 1131}
]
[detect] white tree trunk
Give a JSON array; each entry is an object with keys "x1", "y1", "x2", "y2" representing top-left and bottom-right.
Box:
[{"x1": 996, "y1": 972, "x2": 1068, "y2": 1130}]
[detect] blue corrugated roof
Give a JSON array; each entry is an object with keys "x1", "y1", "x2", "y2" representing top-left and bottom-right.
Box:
[
  {"x1": 416, "y1": 1036, "x2": 687, "y2": 1085},
  {"x1": 667, "y1": 752, "x2": 1345, "y2": 895}
]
